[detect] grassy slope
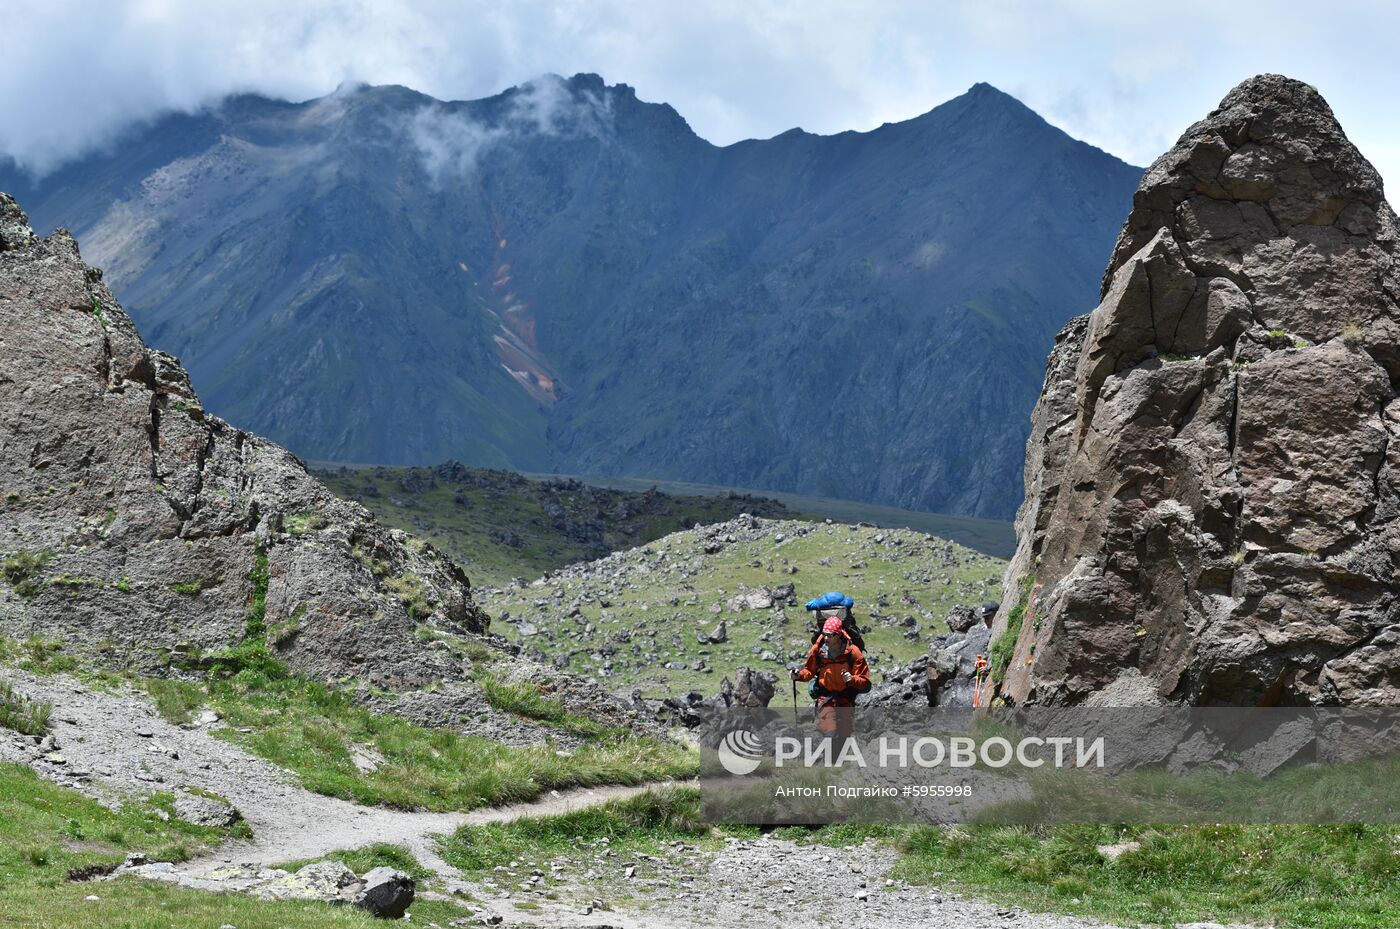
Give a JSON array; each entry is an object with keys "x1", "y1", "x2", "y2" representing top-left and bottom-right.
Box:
[
  {"x1": 3, "y1": 635, "x2": 693, "y2": 815},
  {"x1": 143, "y1": 672, "x2": 694, "y2": 812},
  {"x1": 0, "y1": 763, "x2": 472, "y2": 928},
  {"x1": 316, "y1": 465, "x2": 796, "y2": 587},
  {"x1": 482, "y1": 519, "x2": 1005, "y2": 698}
]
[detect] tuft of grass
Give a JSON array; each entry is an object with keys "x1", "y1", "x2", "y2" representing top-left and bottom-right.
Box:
[
  {"x1": 0, "y1": 679, "x2": 53, "y2": 735},
  {"x1": 3, "y1": 550, "x2": 53, "y2": 599},
  {"x1": 143, "y1": 678, "x2": 206, "y2": 726},
  {"x1": 283, "y1": 511, "x2": 330, "y2": 536},
  {"x1": 383, "y1": 572, "x2": 434, "y2": 620},
  {"x1": 167, "y1": 576, "x2": 222, "y2": 596},
  {"x1": 475, "y1": 672, "x2": 607, "y2": 738}
]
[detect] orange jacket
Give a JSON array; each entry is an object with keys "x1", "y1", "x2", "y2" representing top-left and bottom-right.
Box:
[{"x1": 796, "y1": 632, "x2": 870, "y2": 700}]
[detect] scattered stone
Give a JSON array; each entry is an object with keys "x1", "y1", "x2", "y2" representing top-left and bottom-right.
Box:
[{"x1": 173, "y1": 792, "x2": 241, "y2": 828}]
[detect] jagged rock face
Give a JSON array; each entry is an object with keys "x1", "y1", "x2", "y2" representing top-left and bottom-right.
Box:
[
  {"x1": 993, "y1": 75, "x2": 1400, "y2": 707},
  {"x1": 0, "y1": 192, "x2": 488, "y2": 685}
]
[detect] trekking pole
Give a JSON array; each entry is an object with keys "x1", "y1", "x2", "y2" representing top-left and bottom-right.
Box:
[{"x1": 791, "y1": 672, "x2": 799, "y2": 724}]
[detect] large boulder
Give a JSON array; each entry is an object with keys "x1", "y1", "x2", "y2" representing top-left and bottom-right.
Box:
[{"x1": 991, "y1": 75, "x2": 1400, "y2": 707}]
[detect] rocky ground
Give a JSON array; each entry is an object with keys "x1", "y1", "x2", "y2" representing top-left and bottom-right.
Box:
[
  {"x1": 445, "y1": 834, "x2": 1153, "y2": 929},
  {"x1": 479, "y1": 514, "x2": 1004, "y2": 700}
]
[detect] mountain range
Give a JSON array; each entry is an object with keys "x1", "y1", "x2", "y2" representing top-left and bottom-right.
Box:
[{"x1": 0, "y1": 74, "x2": 1141, "y2": 519}]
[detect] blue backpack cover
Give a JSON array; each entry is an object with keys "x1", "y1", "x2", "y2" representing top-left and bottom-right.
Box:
[{"x1": 805, "y1": 591, "x2": 854, "y2": 611}]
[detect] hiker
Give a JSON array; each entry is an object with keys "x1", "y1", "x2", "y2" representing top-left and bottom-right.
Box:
[
  {"x1": 804, "y1": 591, "x2": 865, "y2": 650},
  {"x1": 792, "y1": 617, "x2": 870, "y2": 749}
]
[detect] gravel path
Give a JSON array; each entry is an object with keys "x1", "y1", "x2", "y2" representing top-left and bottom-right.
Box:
[{"x1": 1, "y1": 669, "x2": 1165, "y2": 928}]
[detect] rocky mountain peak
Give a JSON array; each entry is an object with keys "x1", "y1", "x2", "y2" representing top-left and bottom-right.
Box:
[{"x1": 991, "y1": 75, "x2": 1400, "y2": 707}]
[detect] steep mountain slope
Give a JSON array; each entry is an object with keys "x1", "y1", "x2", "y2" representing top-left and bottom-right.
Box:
[
  {"x1": 0, "y1": 75, "x2": 1141, "y2": 519},
  {"x1": 0, "y1": 192, "x2": 656, "y2": 735},
  {"x1": 990, "y1": 75, "x2": 1400, "y2": 706}
]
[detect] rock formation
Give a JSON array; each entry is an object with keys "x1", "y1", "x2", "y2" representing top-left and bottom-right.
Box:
[
  {"x1": 0, "y1": 192, "x2": 490, "y2": 687},
  {"x1": 992, "y1": 75, "x2": 1399, "y2": 706}
]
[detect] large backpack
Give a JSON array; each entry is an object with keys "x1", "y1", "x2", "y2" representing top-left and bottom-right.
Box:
[{"x1": 806, "y1": 592, "x2": 866, "y2": 651}]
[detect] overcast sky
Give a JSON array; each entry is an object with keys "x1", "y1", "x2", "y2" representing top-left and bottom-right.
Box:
[{"x1": 6, "y1": 0, "x2": 1400, "y2": 188}]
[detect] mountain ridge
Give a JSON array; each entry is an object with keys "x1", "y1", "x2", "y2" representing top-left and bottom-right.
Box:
[{"x1": 0, "y1": 73, "x2": 1142, "y2": 520}]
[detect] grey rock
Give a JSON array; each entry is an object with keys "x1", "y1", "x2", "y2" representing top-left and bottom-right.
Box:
[
  {"x1": 353, "y1": 866, "x2": 415, "y2": 919},
  {"x1": 172, "y1": 792, "x2": 241, "y2": 828},
  {"x1": 255, "y1": 861, "x2": 359, "y2": 903},
  {"x1": 991, "y1": 75, "x2": 1400, "y2": 707}
]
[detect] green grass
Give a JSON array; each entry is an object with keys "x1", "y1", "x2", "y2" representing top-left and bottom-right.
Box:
[
  {"x1": 133, "y1": 670, "x2": 694, "y2": 813},
  {"x1": 143, "y1": 678, "x2": 206, "y2": 726},
  {"x1": 166, "y1": 576, "x2": 222, "y2": 596},
  {"x1": 277, "y1": 843, "x2": 433, "y2": 883},
  {"x1": 990, "y1": 573, "x2": 1034, "y2": 681},
  {"x1": 207, "y1": 676, "x2": 693, "y2": 811},
  {"x1": 284, "y1": 511, "x2": 330, "y2": 536},
  {"x1": 0, "y1": 762, "x2": 469, "y2": 928},
  {"x1": 0, "y1": 637, "x2": 80, "y2": 675},
  {"x1": 437, "y1": 786, "x2": 1400, "y2": 928},
  {"x1": 893, "y1": 822, "x2": 1400, "y2": 928},
  {"x1": 0, "y1": 679, "x2": 52, "y2": 735},
  {"x1": 440, "y1": 786, "x2": 714, "y2": 874}
]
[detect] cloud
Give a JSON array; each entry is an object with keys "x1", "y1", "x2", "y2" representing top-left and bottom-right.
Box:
[
  {"x1": 405, "y1": 74, "x2": 614, "y2": 183},
  {"x1": 4, "y1": 0, "x2": 1400, "y2": 189}
]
